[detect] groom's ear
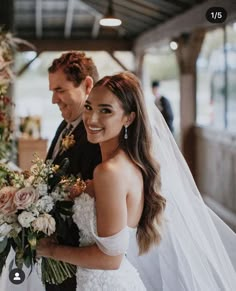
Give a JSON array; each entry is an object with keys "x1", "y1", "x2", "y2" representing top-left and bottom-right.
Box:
[{"x1": 84, "y1": 76, "x2": 94, "y2": 96}]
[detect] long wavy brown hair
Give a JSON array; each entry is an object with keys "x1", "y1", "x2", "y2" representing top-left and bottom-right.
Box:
[{"x1": 94, "y1": 72, "x2": 166, "y2": 254}]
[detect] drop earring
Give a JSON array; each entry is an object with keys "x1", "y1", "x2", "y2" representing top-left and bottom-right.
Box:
[{"x1": 124, "y1": 125, "x2": 128, "y2": 139}]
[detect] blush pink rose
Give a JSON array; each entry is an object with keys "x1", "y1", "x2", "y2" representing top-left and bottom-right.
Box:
[
  {"x1": 0, "y1": 186, "x2": 17, "y2": 214},
  {"x1": 13, "y1": 187, "x2": 39, "y2": 210}
]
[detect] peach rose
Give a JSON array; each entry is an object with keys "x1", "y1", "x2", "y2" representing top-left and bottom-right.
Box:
[
  {"x1": 0, "y1": 186, "x2": 17, "y2": 214},
  {"x1": 13, "y1": 187, "x2": 39, "y2": 210}
]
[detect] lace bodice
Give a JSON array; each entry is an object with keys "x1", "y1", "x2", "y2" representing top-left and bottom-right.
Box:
[
  {"x1": 72, "y1": 192, "x2": 146, "y2": 291},
  {"x1": 73, "y1": 192, "x2": 97, "y2": 247}
]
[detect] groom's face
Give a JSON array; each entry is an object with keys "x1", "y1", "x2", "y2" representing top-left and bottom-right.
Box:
[{"x1": 49, "y1": 69, "x2": 89, "y2": 122}]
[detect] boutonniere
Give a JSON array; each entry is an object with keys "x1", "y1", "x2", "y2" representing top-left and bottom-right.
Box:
[{"x1": 61, "y1": 134, "x2": 76, "y2": 151}]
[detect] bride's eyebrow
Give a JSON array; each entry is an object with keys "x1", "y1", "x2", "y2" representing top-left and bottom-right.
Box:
[
  {"x1": 85, "y1": 100, "x2": 113, "y2": 108},
  {"x1": 98, "y1": 104, "x2": 113, "y2": 108}
]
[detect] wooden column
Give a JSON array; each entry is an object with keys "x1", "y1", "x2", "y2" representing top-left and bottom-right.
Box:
[
  {"x1": 134, "y1": 52, "x2": 145, "y2": 83},
  {"x1": 175, "y1": 28, "x2": 205, "y2": 175}
]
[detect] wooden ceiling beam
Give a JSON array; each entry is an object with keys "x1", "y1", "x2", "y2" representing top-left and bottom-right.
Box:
[
  {"x1": 19, "y1": 39, "x2": 133, "y2": 52},
  {"x1": 78, "y1": 0, "x2": 102, "y2": 38},
  {"x1": 92, "y1": 15, "x2": 101, "y2": 39},
  {"x1": 64, "y1": 0, "x2": 75, "y2": 38}
]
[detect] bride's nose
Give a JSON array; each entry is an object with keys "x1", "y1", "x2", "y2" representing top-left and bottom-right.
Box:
[{"x1": 88, "y1": 111, "x2": 99, "y2": 123}]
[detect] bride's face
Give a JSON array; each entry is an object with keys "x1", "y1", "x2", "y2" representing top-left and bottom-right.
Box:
[{"x1": 83, "y1": 86, "x2": 129, "y2": 145}]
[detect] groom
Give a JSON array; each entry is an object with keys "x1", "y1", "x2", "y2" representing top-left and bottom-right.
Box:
[{"x1": 46, "y1": 51, "x2": 101, "y2": 291}]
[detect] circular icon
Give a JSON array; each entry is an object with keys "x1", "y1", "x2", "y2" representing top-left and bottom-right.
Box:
[
  {"x1": 9, "y1": 268, "x2": 25, "y2": 285},
  {"x1": 206, "y1": 7, "x2": 227, "y2": 23}
]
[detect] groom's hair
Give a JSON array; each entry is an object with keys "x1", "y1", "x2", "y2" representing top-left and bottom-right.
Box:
[{"x1": 48, "y1": 51, "x2": 99, "y2": 87}]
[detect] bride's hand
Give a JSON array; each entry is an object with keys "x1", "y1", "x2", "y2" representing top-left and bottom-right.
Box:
[{"x1": 36, "y1": 237, "x2": 57, "y2": 258}]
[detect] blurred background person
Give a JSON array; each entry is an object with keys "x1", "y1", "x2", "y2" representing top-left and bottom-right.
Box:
[{"x1": 152, "y1": 80, "x2": 174, "y2": 133}]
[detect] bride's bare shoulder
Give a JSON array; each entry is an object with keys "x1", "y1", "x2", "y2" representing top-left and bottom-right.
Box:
[
  {"x1": 94, "y1": 159, "x2": 120, "y2": 180},
  {"x1": 93, "y1": 155, "x2": 128, "y2": 186}
]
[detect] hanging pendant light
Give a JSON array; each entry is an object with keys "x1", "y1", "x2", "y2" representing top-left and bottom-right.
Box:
[{"x1": 99, "y1": 0, "x2": 122, "y2": 27}]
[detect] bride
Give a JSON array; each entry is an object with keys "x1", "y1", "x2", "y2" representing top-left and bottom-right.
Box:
[
  {"x1": 36, "y1": 72, "x2": 166, "y2": 290},
  {"x1": 37, "y1": 71, "x2": 236, "y2": 290}
]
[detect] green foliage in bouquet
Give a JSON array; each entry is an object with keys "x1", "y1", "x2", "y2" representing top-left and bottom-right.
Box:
[{"x1": 0, "y1": 156, "x2": 86, "y2": 285}]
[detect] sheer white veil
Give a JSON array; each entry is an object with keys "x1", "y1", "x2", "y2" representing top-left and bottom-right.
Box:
[{"x1": 127, "y1": 105, "x2": 236, "y2": 291}]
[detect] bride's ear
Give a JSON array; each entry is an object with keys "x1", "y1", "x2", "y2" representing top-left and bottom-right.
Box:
[{"x1": 126, "y1": 112, "x2": 136, "y2": 126}]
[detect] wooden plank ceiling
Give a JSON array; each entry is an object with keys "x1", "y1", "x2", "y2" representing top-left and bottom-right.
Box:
[{"x1": 10, "y1": 0, "x2": 206, "y2": 51}]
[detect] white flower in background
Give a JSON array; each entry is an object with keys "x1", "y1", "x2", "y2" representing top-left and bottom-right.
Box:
[
  {"x1": 18, "y1": 211, "x2": 36, "y2": 228},
  {"x1": 32, "y1": 213, "x2": 55, "y2": 235},
  {"x1": 36, "y1": 196, "x2": 54, "y2": 213},
  {"x1": 0, "y1": 223, "x2": 12, "y2": 241},
  {"x1": 37, "y1": 184, "x2": 48, "y2": 196},
  {"x1": 14, "y1": 186, "x2": 39, "y2": 210}
]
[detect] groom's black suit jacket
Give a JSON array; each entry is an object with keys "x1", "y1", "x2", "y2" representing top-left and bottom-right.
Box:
[
  {"x1": 45, "y1": 119, "x2": 101, "y2": 291},
  {"x1": 46, "y1": 120, "x2": 101, "y2": 178}
]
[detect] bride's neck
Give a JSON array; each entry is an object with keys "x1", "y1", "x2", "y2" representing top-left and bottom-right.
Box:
[{"x1": 100, "y1": 139, "x2": 120, "y2": 162}]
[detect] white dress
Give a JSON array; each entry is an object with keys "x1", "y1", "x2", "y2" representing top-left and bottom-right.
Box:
[{"x1": 72, "y1": 192, "x2": 146, "y2": 291}]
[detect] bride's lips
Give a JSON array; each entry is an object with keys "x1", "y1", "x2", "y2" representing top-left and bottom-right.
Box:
[{"x1": 86, "y1": 125, "x2": 103, "y2": 134}]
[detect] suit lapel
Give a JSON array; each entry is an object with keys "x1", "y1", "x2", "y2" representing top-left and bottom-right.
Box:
[
  {"x1": 46, "y1": 120, "x2": 67, "y2": 160},
  {"x1": 52, "y1": 121, "x2": 85, "y2": 165}
]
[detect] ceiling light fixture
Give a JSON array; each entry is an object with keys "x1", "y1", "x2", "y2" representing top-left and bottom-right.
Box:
[{"x1": 99, "y1": 0, "x2": 122, "y2": 27}]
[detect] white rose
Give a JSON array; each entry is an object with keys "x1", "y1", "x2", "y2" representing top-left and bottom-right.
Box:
[
  {"x1": 36, "y1": 196, "x2": 54, "y2": 213},
  {"x1": 18, "y1": 211, "x2": 36, "y2": 228},
  {"x1": 32, "y1": 214, "x2": 56, "y2": 235}
]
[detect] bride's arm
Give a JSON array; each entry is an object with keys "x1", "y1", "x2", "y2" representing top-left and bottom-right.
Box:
[{"x1": 37, "y1": 163, "x2": 128, "y2": 270}]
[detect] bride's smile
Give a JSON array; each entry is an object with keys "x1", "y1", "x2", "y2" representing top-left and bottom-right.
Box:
[{"x1": 83, "y1": 86, "x2": 132, "y2": 148}]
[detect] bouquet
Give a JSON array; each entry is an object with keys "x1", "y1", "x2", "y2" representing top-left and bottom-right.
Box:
[{"x1": 0, "y1": 155, "x2": 86, "y2": 285}]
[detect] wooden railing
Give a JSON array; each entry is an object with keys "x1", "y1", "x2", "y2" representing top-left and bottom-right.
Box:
[{"x1": 194, "y1": 126, "x2": 236, "y2": 231}]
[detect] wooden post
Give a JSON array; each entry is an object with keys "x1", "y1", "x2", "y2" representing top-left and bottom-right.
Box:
[
  {"x1": 175, "y1": 28, "x2": 205, "y2": 175},
  {"x1": 134, "y1": 52, "x2": 145, "y2": 84}
]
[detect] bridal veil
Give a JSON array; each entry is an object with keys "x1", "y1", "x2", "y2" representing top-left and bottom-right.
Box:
[{"x1": 127, "y1": 105, "x2": 236, "y2": 291}]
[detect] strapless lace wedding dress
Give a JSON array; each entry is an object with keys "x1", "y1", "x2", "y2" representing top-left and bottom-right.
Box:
[{"x1": 72, "y1": 193, "x2": 146, "y2": 291}]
